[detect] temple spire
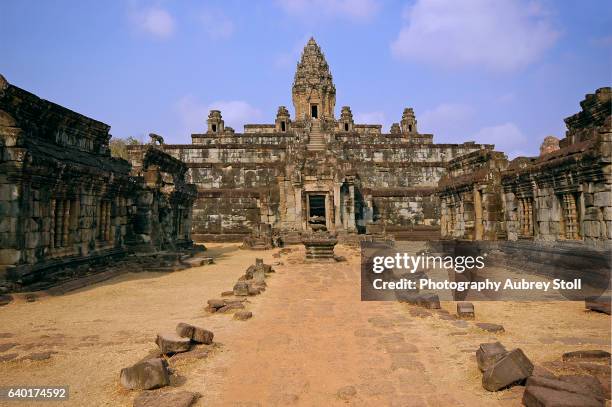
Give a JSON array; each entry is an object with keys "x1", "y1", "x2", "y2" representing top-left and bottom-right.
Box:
[{"x1": 292, "y1": 37, "x2": 336, "y2": 121}]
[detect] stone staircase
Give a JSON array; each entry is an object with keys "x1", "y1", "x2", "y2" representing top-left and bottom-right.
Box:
[{"x1": 307, "y1": 121, "x2": 326, "y2": 151}]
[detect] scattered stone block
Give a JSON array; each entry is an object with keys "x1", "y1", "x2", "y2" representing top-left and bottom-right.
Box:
[
  {"x1": 120, "y1": 358, "x2": 170, "y2": 390},
  {"x1": 476, "y1": 322, "x2": 505, "y2": 333},
  {"x1": 417, "y1": 294, "x2": 441, "y2": 309},
  {"x1": 522, "y1": 385, "x2": 603, "y2": 407},
  {"x1": 133, "y1": 391, "x2": 200, "y2": 407},
  {"x1": 25, "y1": 294, "x2": 37, "y2": 302},
  {"x1": 0, "y1": 343, "x2": 17, "y2": 352},
  {"x1": 221, "y1": 291, "x2": 234, "y2": 297},
  {"x1": 559, "y1": 375, "x2": 607, "y2": 401},
  {"x1": 217, "y1": 302, "x2": 245, "y2": 313},
  {"x1": 409, "y1": 308, "x2": 432, "y2": 318},
  {"x1": 532, "y1": 365, "x2": 557, "y2": 379},
  {"x1": 482, "y1": 348, "x2": 534, "y2": 391},
  {"x1": 248, "y1": 286, "x2": 261, "y2": 296},
  {"x1": 476, "y1": 342, "x2": 507, "y2": 372},
  {"x1": 234, "y1": 311, "x2": 253, "y2": 321},
  {"x1": 562, "y1": 350, "x2": 611, "y2": 363},
  {"x1": 457, "y1": 302, "x2": 475, "y2": 319},
  {"x1": 207, "y1": 299, "x2": 225, "y2": 309},
  {"x1": 175, "y1": 323, "x2": 214, "y2": 345},
  {"x1": 0, "y1": 294, "x2": 13, "y2": 306},
  {"x1": 155, "y1": 333, "x2": 191, "y2": 354},
  {"x1": 24, "y1": 351, "x2": 56, "y2": 361},
  {"x1": 233, "y1": 281, "x2": 249, "y2": 296},
  {"x1": 585, "y1": 296, "x2": 611, "y2": 315},
  {"x1": 169, "y1": 346, "x2": 211, "y2": 363},
  {"x1": 0, "y1": 353, "x2": 17, "y2": 362}
]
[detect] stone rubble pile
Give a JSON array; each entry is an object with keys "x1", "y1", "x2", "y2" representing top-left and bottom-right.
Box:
[
  {"x1": 231, "y1": 258, "x2": 274, "y2": 299},
  {"x1": 119, "y1": 321, "x2": 216, "y2": 406},
  {"x1": 475, "y1": 341, "x2": 609, "y2": 406}
]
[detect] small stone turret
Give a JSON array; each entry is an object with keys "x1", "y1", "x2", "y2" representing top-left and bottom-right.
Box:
[
  {"x1": 207, "y1": 110, "x2": 224, "y2": 134},
  {"x1": 275, "y1": 106, "x2": 290, "y2": 132},
  {"x1": 401, "y1": 108, "x2": 417, "y2": 134},
  {"x1": 539, "y1": 136, "x2": 560, "y2": 156},
  {"x1": 292, "y1": 38, "x2": 336, "y2": 121},
  {"x1": 390, "y1": 123, "x2": 401, "y2": 134},
  {"x1": 338, "y1": 106, "x2": 354, "y2": 132}
]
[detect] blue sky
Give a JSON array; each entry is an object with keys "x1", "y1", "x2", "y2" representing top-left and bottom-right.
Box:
[{"x1": 1, "y1": 0, "x2": 610, "y2": 157}]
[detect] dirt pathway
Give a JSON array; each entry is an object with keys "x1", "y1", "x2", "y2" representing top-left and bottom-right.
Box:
[{"x1": 0, "y1": 243, "x2": 609, "y2": 406}]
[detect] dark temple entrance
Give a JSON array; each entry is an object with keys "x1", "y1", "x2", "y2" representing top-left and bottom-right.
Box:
[
  {"x1": 308, "y1": 194, "x2": 326, "y2": 230},
  {"x1": 311, "y1": 104, "x2": 318, "y2": 119}
]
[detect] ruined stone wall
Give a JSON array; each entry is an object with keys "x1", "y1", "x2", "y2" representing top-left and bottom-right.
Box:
[
  {"x1": 126, "y1": 145, "x2": 197, "y2": 250},
  {"x1": 437, "y1": 87, "x2": 611, "y2": 247},
  {"x1": 502, "y1": 88, "x2": 611, "y2": 246},
  {"x1": 437, "y1": 150, "x2": 509, "y2": 241},
  {"x1": 0, "y1": 75, "x2": 133, "y2": 288}
]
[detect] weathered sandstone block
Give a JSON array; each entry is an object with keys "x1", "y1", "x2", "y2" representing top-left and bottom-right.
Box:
[
  {"x1": 155, "y1": 333, "x2": 191, "y2": 354},
  {"x1": 234, "y1": 311, "x2": 253, "y2": 320},
  {"x1": 120, "y1": 358, "x2": 169, "y2": 390},
  {"x1": 482, "y1": 348, "x2": 533, "y2": 391},
  {"x1": 457, "y1": 302, "x2": 475, "y2": 319},
  {"x1": 176, "y1": 323, "x2": 214, "y2": 345},
  {"x1": 476, "y1": 342, "x2": 507, "y2": 372}
]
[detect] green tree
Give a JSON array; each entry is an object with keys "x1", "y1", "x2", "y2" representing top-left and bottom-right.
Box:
[{"x1": 110, "y1": 136, "x2": 142, "y2": 159}]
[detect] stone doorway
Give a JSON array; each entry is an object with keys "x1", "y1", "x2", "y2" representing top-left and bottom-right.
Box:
[
  {"x1": 307, "y1": 194, "x2": 327, "y2": 230},
  {"x1": 310, "y1": 104, "x2": 318, "y2": 119}
]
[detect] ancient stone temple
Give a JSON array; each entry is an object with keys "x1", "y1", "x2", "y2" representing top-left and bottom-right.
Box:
[
  {"x1": 162, "y1": 38, "x2": 491, "y2": 243},
  {"x1": 0, "y1": 75, "x2": 196, "y2": 290},
  {"x1": 437, "y1": 87, "x2": 611, "y2": 247}
]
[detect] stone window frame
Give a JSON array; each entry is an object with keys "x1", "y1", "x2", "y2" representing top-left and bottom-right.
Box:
[
  {"x1": 558, "y1": 192, "x2": 581, "y2": 240},
  {"x1": 49, "y1": 197, "x2": 77, "y2": 249},
  {"x1": 517, "y1": 197, "x2": 534, "y2": 238},
  {"x1": 97, "y1": 200, "x2": 112, "y2": 242}
]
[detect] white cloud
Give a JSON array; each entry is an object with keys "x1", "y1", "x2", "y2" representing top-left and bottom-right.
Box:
[
  {"x1": 175, "y1": 96, "x2": 262, "y2": 134},
  {"x1": 419, "y1": 103, "x2": 475, "y2": 140},
  {"x1": 473, "y1": 122, "x2": 529, "y2": 158},
  {"x1": 130, "y1": 6, "x2": 175, "y2": 39},
  {"x1": 200, "y1": 10, "x2": 235, "y2": 40},
  {"x1": 391, "y1": 0, "x2": 559, "y2": 72},
  {"x1": 277, "y1": 0, "x2": 380, "y2": 22}
]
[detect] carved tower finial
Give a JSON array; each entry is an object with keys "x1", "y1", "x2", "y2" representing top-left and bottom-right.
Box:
[
  {"x1": 292, "y1": 38, "x2": 336, "y2": 121},
  {"x1": 401, "y1": 108, "x2": 417, "y2": 134}
]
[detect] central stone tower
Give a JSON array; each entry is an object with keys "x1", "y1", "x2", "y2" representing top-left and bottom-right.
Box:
[{"x1": 292, "y1": 38, "x2": 336, "y2": 121}]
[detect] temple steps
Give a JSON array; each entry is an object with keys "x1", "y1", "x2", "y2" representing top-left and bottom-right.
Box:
[{"x1": 307, "y1": 122, "x2": 326, "y2": 151}]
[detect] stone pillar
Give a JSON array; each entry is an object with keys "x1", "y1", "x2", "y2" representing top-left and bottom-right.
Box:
[
  {"x1": 474, "y1": 188, "x2": 483, "y2": 240},
  {"x1": 364, "y1": 194, "x2": 373, "y2": 225},
  {"x1": 347, "y1": 182, "x2": 356, "y2": 232},
  {"x1": 55, "y1": 199, "x2": 63, "y2": 248},
  {"x1": 277, "y1": 176, "x2": 287, "y2": 226},
  {"x1": 333, "y1": 183, "x2": 342, "y2": 230},
  {"x1": 325, "y1": 193, "x2": 333, "y2": 231},
  {"x1": 294, "y1": 186, "x2": 303, "y2": 231}
]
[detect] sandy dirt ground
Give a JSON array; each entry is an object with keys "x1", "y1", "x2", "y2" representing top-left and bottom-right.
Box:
[{"x1": 0, "y1": 243, "x2": 610, "y2": 407}]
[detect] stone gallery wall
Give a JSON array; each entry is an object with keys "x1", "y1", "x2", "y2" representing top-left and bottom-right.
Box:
[
  {"x1": 437, "y1": 87, "x2": 611, "y2": 247},
  {"x1": 0, "y1": 74, "x2": 132, "y2": 287},
  {"x1": 0, "y1": 75, "x2": 196, "y2": 289},
  {"x1": 502, "y1": 87, "x2": 611, "y2": 246}
]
